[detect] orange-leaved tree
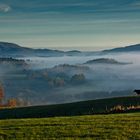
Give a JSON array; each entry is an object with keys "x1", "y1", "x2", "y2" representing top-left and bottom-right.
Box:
[
  {"x1": 0, "y1": 84, "x2": 4, "y2": 105},
  {"x1": 7, "y1": 98, "x2": 17, "y2": 107}
]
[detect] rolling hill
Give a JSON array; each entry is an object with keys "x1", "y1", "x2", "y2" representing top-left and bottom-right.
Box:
[
  {"x1": 0, "y1": 42, "x2": 81, "y2": 57},
  {"x1": 0, "y1": 42, "x2": 140, "y2": 57},
  {"x1": 84, "y1": 58, "x2": 131, "y2": 65},
  {"x1": 0, "y1": 42, "x2": 65, "y2": 57},
  {"x1": 103, "y1": 44, "x2": 140, "y2": 53},
  {"x1": 0, "y1": 96, "x2": 139, "y2": 119}
]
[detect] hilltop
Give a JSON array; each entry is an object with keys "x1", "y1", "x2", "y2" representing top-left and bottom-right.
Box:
[
  {"x1": 84, "y1": 58, "x2": 131, "y2": 65},
  {"x1": 103, "y1": 44, "x2": 140, "y2": 53},
  {"x1": 0, "y1": 42, "x2": 79, "y2": 57}
]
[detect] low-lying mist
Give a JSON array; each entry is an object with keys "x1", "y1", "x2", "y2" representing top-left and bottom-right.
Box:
[
  {"x1": 24, "y1": 52, "x2": 139, "y2": 68},
  {"x1": 1, "y1": 52, "x2": 140, "y2": 105}
]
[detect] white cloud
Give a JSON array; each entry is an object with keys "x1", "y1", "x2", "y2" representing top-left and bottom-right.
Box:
[{"x1": 0, "y1": 4, "x2": 11, "y2": 13}]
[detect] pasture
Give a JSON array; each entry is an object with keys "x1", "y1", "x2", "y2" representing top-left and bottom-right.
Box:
[{"x1": 0, "y1": 113, "x2": 139, "y2": 139}]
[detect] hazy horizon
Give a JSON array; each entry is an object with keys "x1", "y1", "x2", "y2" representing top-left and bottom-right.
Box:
[{"x1": 1, "y1": 41, "x2": 140, "y2": 52}]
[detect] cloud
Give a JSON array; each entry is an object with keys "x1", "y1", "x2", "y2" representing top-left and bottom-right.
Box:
[{"x1": 0, "y1": 4, "x2": 11, "y2": 13}]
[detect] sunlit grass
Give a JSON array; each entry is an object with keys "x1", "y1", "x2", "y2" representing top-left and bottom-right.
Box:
[{"x1": 0, "y1": 113, "x2": 139, "y2": 140}]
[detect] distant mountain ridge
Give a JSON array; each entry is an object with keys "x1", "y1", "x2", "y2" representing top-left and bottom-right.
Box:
[
  {"x1": 0, "y1": 42, "x2": 83, "y2": 57},
  {"x1": 0, "y1": 42, "x2": 31, "y2": 52},
  {"x1": 0, "y1": 42, "x2": 140, "y2": 57},
  {"x1": 103, "y1": 44, "x2": 140, "y2": 53},
  {"x1": 0, "y1": 42, "x2": 65, "y2": 57}
]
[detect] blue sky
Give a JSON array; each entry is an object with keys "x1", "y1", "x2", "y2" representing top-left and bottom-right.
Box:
[{"x1": 0, "y1": 0, "x2": 140, "y2": 50}]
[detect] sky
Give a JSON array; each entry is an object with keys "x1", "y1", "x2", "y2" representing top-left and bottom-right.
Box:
[{"x1": 0, "y1": 0, "x2": 140, "y2": 51}]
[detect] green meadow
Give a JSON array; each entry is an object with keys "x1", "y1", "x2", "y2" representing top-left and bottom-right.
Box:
[{"x1": 0, "y1": 113, "x2": 139, "y2": 140}]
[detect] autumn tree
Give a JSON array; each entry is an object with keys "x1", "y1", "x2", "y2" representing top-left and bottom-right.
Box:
[
  {"x1": 71, "y1": 74, "x2": 86, "y2": 84},
  {"x1": 48, "y1": 77, "x2": 65, "y2": 87},
  {"x1": 7, "y1": 98, "x2": 17, "y2": 107},
  {"x1": 16, "y1": 98, "x2": 31, "y2": 107},
  {"x1": 54, "y1": 77, "x2": 65, "y2": 87},
  {"x1": 0, "y1": 84, "x2": 4, "y2": 105}
]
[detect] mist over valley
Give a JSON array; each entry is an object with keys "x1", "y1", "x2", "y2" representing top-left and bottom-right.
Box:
[{"x1": 0, "y1": 43, "x2": 140, "y2": 105}]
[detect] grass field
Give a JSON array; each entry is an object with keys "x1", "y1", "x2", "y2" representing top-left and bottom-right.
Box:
[
  {"x1": 0, "y1": 96, "x2": 140, "y2": 119},
  {"x1": 0, "y1": 113, "x2": 139, "y2": 140}
]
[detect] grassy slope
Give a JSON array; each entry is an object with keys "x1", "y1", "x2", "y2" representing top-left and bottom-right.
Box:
[
  {"x1": 0, "y1": 113, "x2": 139, "y2": 140},
  {"x1": 0, "y1": 96, "x2": 140, "y2": 119}
]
